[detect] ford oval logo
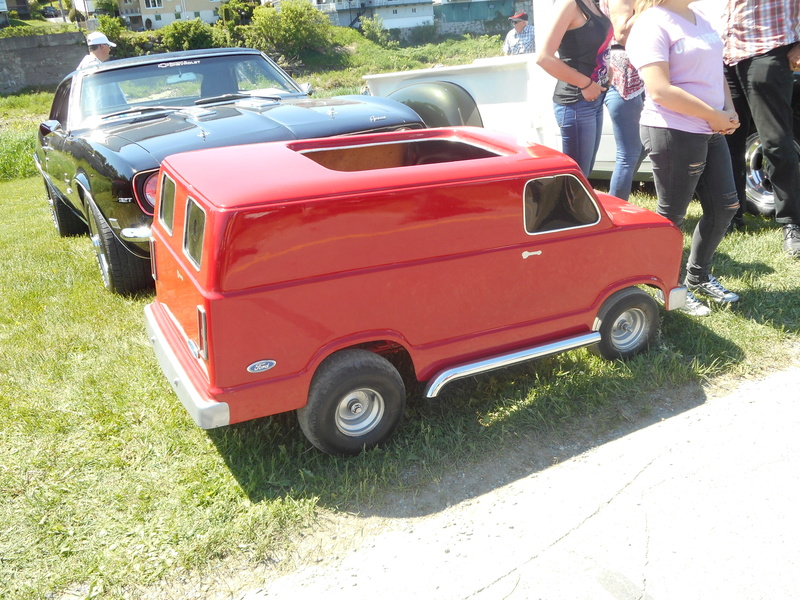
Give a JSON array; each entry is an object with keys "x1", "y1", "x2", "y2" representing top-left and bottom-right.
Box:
[{"x1": 247, "y1": 360, "x2": 277, "y2": 374}]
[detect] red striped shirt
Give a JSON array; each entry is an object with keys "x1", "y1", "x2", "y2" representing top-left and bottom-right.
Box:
[{"x1": 722, "y1": 0, "x2": 800, "y2": 66}]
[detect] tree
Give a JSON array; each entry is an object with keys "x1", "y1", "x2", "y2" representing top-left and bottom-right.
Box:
[{"x1": 94, "y1": 0, "x2": 118, "y2": 16}]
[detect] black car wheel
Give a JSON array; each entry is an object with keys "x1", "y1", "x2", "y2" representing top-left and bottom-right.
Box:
[
  {"x1": 44, "y1": 178, "x2": 87, "y2": 237},
  {"x1": 591, "y1": 288, "x2": 659, "y2": 361},
  {"x1": 86, "y1": 200, "x2": 152, "y2": 295},
  {"x1": 744, "y1": 132, "x2": 800, "y2": 217},
  {"x1": 298, "y1": 349, "x2": 406, "y2": 455}
]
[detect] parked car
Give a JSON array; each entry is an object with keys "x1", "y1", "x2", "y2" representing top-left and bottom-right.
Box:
[
  {"x1": 144, "y1": 127, "x2": 686, "y2": 455},
  {"x1": 41, "y1": 6, "x2": 58, "y2": 17},
  {"x1": 34, "y1": 48, "x2": 425, "y2": 295},
  {"x1": 364, "y1": 61, "x2": 800, "y2": 216}
]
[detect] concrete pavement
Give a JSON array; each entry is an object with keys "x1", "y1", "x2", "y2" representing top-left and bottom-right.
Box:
[{"x1": 248, "y1": 366, "x2": 800, "y2": 600}]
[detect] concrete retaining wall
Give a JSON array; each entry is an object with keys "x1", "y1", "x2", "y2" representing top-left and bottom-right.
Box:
[{"x1": 0, "y1": 33, "x2": 86, "y2": 95}]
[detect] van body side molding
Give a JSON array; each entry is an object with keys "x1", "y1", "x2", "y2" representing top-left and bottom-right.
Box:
[{"x1": 424, "y1": 332, "x2": 602, "y2": 398}]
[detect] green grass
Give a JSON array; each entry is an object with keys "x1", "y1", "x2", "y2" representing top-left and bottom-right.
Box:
[
  {"x1": 3, "y1": 30, "x2": 800, "y2": 594},
  {"x1": 1, "y1": 176, "x2": 799, "y2": 599},
  {"x1": 0, "y1": 91, "x2": 52, "y2": 181},
  {"x1": 303, "y1": 27, "x2": 502, "y2": 94}
]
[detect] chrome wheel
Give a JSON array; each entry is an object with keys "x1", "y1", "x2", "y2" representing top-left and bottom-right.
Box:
[
  {"x1": 744, "y1": 133, "x2": 800, "y2": 216},
  {"x1": 298, "y1": 349, "x2": 406, "y2": 455},
  {"x1": 609, "y1": 307, "x2": 650, "y2": 354},
  {"x1": 335, "y1": 388, "x2": 385, "y2": 437},
  {"x1": 90, "y1": 230, "x2": 113, "y2": 290},
  {"x1": 592, "y1": 288, "x2": 659, "y2": 360},
  {"x1": 744, "y1": 133, "x2": 775, "y2": 216}
]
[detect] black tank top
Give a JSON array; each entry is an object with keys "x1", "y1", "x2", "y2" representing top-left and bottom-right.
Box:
[{"x1": 553, "y1": 0, "x2": 612, "y2": 104}]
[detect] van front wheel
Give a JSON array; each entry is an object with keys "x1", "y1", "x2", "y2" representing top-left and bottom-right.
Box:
[
  {"x1": 591, "y1": 288, "x2": 658, "y2": 360},
  {"x1": 298, "y1": 349, "x2": 406, "y2": 455}
]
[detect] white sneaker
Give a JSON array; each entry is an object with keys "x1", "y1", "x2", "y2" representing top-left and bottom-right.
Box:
[
  {"x1": 687, "y1": 274, "x2": 739, "y2": 304},
  {"x1": 680, "y1": 290, "x2": 712, "y2": 317}
]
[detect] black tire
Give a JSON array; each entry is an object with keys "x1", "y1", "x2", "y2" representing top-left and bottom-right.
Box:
[
  {"x1": 744, "y1": 133, "x2": 800, "y2": 217},
  {"x1": 86, "y1": 199, "x2": 152, "y2": 295},
  {"x1": 44, "y1": 178, "x2": 87, "y2": 237},
  {"x1": 298, "y1": 349, "x2": 406, "y2": 456},
  {"x1": 591, "y1": 288, "x2": 659, "y2": 361}
]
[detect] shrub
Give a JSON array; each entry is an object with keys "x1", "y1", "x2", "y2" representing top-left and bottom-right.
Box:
[
  {"x1": 0, "y1": 25, "x2": 34, "y2": 38},
  {"x1": 405, "y1": 24, "x2": 437, "y2": 46},
  {"x1": 247, "y1": 0, "x2": 333, "y2": 59},
  {"x1": 212, "y1": 20, "x2": 249, "y2": 49},
  {"x1": 360, "y1": 16, "x2": 393, "y2": 48},
  {"x1": 97, "y1": 14, "x2": 124, "y2": 42},
  {"x1": 159, "y1": 18, "x2": 214, "y2": 51}
]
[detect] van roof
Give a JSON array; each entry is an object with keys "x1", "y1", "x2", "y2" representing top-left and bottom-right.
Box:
[{"x1": 161, "y1": 127, "x2": 578, "y2": 210}]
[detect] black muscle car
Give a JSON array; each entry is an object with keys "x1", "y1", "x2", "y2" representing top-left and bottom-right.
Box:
[{"x1": 34, "y1": 48, "x2": 425, "y2": 294}]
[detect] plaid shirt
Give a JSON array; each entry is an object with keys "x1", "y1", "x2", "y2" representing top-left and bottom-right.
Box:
[
  {"x1": 503, "y1": 25, "x2": 535, "y2": 55},
  {"x1": 722, "y1": 0, "x2": 800, "y2": 66}
]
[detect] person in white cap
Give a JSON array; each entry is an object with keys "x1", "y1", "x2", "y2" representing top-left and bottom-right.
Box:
[{"x1": 77, "y1": 31, "x2": 116, "y2": 70}]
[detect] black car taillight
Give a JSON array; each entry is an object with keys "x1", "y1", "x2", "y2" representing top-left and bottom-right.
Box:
[{"x1": 132, "y1": 169, "x2": 159, "y2": 216}]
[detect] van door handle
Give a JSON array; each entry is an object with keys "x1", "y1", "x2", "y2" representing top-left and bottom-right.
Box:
[{"x1": 522, "y1": 250, "x2": 542, "y2": 259}]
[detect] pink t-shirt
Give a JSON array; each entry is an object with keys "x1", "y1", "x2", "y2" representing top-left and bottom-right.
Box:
[{"x1": 627, "y1": 5, "x2": 726, "y2": 134}]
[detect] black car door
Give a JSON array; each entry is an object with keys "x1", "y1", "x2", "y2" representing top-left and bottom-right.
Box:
[{"x1": 41, "y1": 78, "x2": 84, "y2": 214}]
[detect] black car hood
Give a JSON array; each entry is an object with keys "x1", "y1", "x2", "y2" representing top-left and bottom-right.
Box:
[{"x1": 96, "y1": 96, "x2": 420, "y2": 164}]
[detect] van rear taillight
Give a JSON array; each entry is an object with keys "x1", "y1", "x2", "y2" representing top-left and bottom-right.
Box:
[{"x1": 197, "y1": 306, "x2": 208, "y2": 360}]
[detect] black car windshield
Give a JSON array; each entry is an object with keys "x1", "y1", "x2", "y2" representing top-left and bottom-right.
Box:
[{"x1": 77, "y1": 54, "x2": 303, "y2": 124}]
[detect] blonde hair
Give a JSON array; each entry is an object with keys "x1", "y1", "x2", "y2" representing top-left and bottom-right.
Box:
[{"x1": 634, "y1": 0, "x2": 666, "y2": 13}]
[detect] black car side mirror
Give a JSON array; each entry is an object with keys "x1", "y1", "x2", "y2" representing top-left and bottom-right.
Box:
[{"x1": 39, "y1": 120, "x2": 62, "y2": 137}]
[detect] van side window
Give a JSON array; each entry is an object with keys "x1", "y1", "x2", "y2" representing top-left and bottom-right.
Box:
[
  {"x1": 183, "y1": 198, "x2": 205, "y2": 270},
  {"x1": 159, "y1": 174, "x2": 176, "y2": 235},
  {"x1": 524, "y1": 175, "x2": 600, "y2": 234}
]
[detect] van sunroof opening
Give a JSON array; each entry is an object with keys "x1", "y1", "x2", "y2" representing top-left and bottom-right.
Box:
[{"x1": 299, "y1": 138, "x2": 503, "y2": 172}]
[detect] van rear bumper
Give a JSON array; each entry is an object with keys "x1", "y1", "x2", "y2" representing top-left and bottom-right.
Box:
[{"x1": 144, "y1": 303, "x2": 230, "y2": 429}]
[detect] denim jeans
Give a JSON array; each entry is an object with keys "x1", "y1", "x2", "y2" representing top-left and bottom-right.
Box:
[
  {"x1": 724, "y1": 45, "x2": 800, "y2": 224},
  {"x1": 604, "y1": 87, "x2": 646, "y2": 200},
  {"x1": 641, "y1": 126, "x2": 739, "y2": 282},
  {"x1": 554, "y1": 94, "x2": 606, "y2": 177}
]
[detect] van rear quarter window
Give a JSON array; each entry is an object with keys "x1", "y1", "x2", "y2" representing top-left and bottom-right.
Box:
[
  {"x1": 159, "y1": 174, "x2": 176, "y2": 235},
  {"x1": 183, "y1": 198, "x2": 206, "y2": 270}
]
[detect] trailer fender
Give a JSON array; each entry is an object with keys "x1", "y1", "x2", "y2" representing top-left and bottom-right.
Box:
[{"x1": 387, "y1": 81, "x2": 483, "y2": 128}]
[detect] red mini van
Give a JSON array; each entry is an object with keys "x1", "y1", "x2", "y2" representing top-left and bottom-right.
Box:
[{"x1": 144, "y1": 127, "x2": 686, "y2": 455}]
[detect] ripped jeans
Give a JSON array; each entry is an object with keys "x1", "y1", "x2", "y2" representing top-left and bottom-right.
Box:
[{"x1": 641, "y1": 126, "x2": 739, "y2": 282}]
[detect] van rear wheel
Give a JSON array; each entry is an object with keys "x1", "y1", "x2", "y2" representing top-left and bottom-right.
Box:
[
  {"x1": 591, "y1": 288, "x2": 658, "y2": 360},
  {"x1": 298, "y1": 349, "x2": 406, "y2": 455}
]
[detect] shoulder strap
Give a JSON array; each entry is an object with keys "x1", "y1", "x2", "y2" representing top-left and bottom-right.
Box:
[{"x1": 574, "y1": 0, "x2": 593, "y2": 21}]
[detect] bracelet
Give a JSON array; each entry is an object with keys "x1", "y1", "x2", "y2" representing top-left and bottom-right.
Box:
[{"x1": 578, "y1": 80, "x2": 593, "y2": 90}]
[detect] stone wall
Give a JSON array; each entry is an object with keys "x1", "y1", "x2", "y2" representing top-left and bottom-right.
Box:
[
  {"x1": 0, "y1": 33, "x2": 86, "y2": 95},
  {"x1": 435, "y1": 19, "x2": 489, "y2": 37}
]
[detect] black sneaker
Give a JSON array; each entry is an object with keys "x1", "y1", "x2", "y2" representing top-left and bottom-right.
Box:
[
  {"x1": 687, "y1": 274, "x2": 739, "y2": 304},
  {"x1": 726, "y1": 215, "x2": 745, "y2": 235},
  {"x1": 783, "y1": 224, "x2": 800, "y2": 258}
]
